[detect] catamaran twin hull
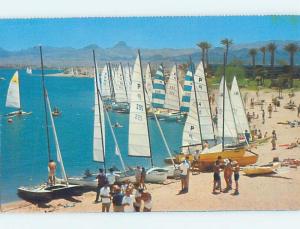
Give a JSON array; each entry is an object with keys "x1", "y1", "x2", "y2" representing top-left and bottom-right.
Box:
[{"x1": 17, "y1": 183, "x2": 81, "y2": 202}]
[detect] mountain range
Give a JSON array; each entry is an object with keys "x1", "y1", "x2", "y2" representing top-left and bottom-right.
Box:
[{"x1": 0, "y1": 40, "x2": 299, "y2": 68}]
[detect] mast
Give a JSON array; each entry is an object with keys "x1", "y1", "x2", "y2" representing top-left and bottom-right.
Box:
[
  {"x1": 191, "y1": 60, "x2": 204, "y2": 150},
  {"x1": 138, "y1": 50, "x2": 154, "y2": 168},
  {"x1": 120, "y1": 63, "x2": 128, "y2": 102},
  {"x1": 222, "y1": 52, "x2": 226, "y2": 151},
  {"x1": 127, "y1": 63, "x2": 132, "y2": 83},
  {"x1": 107, "y1": 63, "x2": 115, "y2": 101},
  {"x1": 39, "y1": 46, "x2": 51, "y2": 161},
  {"x1": 93, "y1": 50, "x2": 107, "y2": 172}
]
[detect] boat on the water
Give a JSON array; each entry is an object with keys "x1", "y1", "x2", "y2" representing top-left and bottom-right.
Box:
[
  {"x1": 5, "y1": 71, "x2": 32, "y2": 117},
  {"x1": 26, "y1": 67, "x2": 32, "y2": 74},
  {"x1": 17, "y1": 47, "x2": 80, "y2": 202},
  {"x1": 243, "y1": 162, "x2": 280, "y2": 176},
  {"x1": 52, "y1": 107, "x2": 62, "y2": 117}
]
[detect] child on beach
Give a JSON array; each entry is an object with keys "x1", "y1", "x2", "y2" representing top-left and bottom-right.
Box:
[
  {"x1": 232, "y1": 161, "x2": 240, "y2": 195},
  {"x1": 213, "y1": 159, "x2": 222, "y2": 194},
  {"x1": 268, "y1": 104, "x2": 272, "y2": 118}
]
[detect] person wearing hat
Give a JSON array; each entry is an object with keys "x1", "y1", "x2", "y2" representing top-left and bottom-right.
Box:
[
  {"x1": 95, "y1": 168, "x2": 107, "y2": 203},
  {"x1": 100, "y1": 181, "x2": 111, "y2": 212}
]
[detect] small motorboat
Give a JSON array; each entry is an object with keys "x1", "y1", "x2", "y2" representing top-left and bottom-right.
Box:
[
  {"x1": 243, "y1": 162, "x2": 280, "y2": 176},
  {"x1": 7, "y1": 118, "x2": 13, "y2": 123},
  {"x1": 145, "y1": 167, "x2": 168, "y2": 184},
  {"x1": 52, "y1": 107, "x2": 62, "y2": 117},
  {"x1": 113, "y1": 122, "x2": 123, "y2": 128},
  {"x1": 0, "y1": 77, "x2": 5, "y2": 80}
]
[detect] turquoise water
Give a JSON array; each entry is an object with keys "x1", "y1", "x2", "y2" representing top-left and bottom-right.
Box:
[{"x1": 0, "y1": 69, "x2": 184, "y2": 203}]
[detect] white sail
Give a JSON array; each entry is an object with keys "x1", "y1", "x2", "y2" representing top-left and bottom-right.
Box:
[
  {"x1": 26, "y1": 67, "x2": 32, "y2": 74},
  {"x1": 6, "y1": 71, "x2": 21, "y2": 109},
  {"x1": 194, "y1": 62, "x2": 215, "y2": 140},
  {"x1": 124, "y1": 65, "x2": 132, "y2": 103},
  {"x1": 152, "y1": 65, "x2": 165, "y2": 108},
  {"x1": 217, "y1": 77, "x2": 238, "y2": 141},
  {"x1": 180, "y1": 65, "x2": 194, "y2": 112},
  {"x1": 93, "y1": 74, "x2": 105, "y2": 162},
  {"x1": 144, "y1": 64, "x2": 153, "y2": 106},
  {"x1": 230, "y1": 76, "x2": 251, "y2": 136},
  {"x1": 113, "y1": 64, "x2": 128, "y2": 103},
  {"x1": 128, "y1": 54, "x2": 151, "y2": 157},
  {"x1": 164, "y1": 65, "x2": 180, "y2": 111},
  {"x1": 45, "y1": 91, "x2": 68, "y2": 184},
  {"x1": 100, "y1": 64, "x2": 111, "y2": 98},
  {"x1": 182, "y1": 84, "x2": 202, "y2": 150}
]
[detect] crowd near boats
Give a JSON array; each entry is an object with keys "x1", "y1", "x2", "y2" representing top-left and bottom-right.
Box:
[{"x1": 2, "y1": 46, "x2": 260, "y2": 202}]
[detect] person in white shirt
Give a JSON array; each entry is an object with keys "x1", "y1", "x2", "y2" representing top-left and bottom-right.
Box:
[
  {"x1": 106, "y1": 168, "x2": 116, "y2": 187},
  {"x1": 179, "y1": 156, "x2": 190, "y2": 193},
  {"x1": 122, "y1": 188, "x2": 133, "y2": 212},
  {"x1": 100, "y1": 182, "x2": 111, "y2": 212}
]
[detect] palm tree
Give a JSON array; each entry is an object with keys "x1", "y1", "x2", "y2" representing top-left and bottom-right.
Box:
[
  {"x1": 259, "y1": 46, "x2": 266, "y2": 65},
  {"x1": 221, "y1": 38, "x2": 233, "y2": 64},
  {"x1": 197, "y1": 42, "x2": 207, "y2": 63},
  {"x1": 267, "y1": 42, "x2": 277, "y2": 67},
  {"x1": 284, "y1": 43, "x2": 298, "y2": 67},
  {"x1": 204, "y1": 42, "x2": 211, "y2": 68},
  {"x1": 249, "y1": 48, "x2": 257, "y2": 67}
]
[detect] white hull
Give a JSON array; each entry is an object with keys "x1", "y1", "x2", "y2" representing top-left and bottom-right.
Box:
[
  {"x1": 4, "y1": 110, "x2": 32, "y2": 117},
  {"x1": 67, "y1": 176, "x2": 98, "y2": 188},
  {"x1": 145, "y1": 167, "x2": 168, "y2": 184}
]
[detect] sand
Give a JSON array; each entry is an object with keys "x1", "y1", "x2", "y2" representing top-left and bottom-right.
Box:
[{"x1": 1, "y1": 90, "x2": 300, "y2": 213}]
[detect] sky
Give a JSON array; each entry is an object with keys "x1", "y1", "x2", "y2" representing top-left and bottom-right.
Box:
[{"x1": 0, "y1": 16, "x2": 299, "y2": 50}]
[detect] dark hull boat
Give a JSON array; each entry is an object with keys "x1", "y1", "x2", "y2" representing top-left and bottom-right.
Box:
[{"x1": 17, "y1": 183, "x2": 81, "y2": 202}]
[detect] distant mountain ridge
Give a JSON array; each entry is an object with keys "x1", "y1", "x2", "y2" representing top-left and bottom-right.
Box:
[{"x1": 0, "y1": 40, "x2": 299, "y2": 67}]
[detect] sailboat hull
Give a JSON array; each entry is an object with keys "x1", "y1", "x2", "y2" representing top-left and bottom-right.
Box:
[
  {"x1": 145, "y1": 167, "x2": 168, "y2": 184},
  {"x1": 17, "y1": 183, "x2": 81, "y2": 202},
  {"x1": 4, "y1": 110, "x2": 32, "y2": 117}
]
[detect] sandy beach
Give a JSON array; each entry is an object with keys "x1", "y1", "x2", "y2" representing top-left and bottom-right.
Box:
[{"x1": 2, "y1": 89, "x2": 300, "y2": 213}]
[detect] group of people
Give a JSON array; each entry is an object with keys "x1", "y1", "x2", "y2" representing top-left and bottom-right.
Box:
[
  {"x1": 213, "y1": 156, "x2": 240, "y2": 195},
  {"x1": 95, "y1": 168, "x2": 152, "y2": 212}
]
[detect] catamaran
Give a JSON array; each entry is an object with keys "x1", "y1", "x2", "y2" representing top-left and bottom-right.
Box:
[
  {"x1": 67, "y1": 51, "x2": 135, "y2": 188},
  {"x1": 18, "y1": 46, "x2": 80, "y2": 202},
  {"x1": 111, "y1": 63, "x2": 130, "y2": 113},
  {"x1": 5, "y1": 71, "x2": 32, "y2": 117},
  {"x1": 128, "y1": 51, "x2": 180, "y2": 183}
]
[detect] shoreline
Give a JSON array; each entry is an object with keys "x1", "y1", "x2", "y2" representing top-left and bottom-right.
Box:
[{"x1": 1, "y1": 90, "x2": 300, "y2": 212}]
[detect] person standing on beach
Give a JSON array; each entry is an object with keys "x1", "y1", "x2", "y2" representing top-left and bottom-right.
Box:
[
  {"x1": 244, "y1": 130, "x2": 251, "y2": 144},
  {"x1": 232, "y1": 161, "x2": 240, "y2": 195},
  {"x1": 142, "y1": 191, "x2": 152, "y2": 212},
  {"x1": 135, "y1": 166, "x2": 142, "y2": 188},
  {"x1": 179, "y1": 157, "x2": 190, "y2": 193},
  {"x1": 95, "y1": 168, "x2": 107, "y2": 203},
  {"x1": 262, "y1": 109, "x2": 265, "y2": 124},
  {"x1": 271, "y1": 130, "x2": 277, "y2": 150},
  {"x1": 100, "y1": 182, "x2": 111, "y2": 212},
  {"x1": 223, "y1": 159, "x2": 233, "y2": 192},
  {"x1": 122, "y1": 188, "x2": 134, "y2": 212},
  {"x1": 133, "y1": 188, "x2": 143, "y2": 212},
  {"x1": 297, "y1": 104, "x2": 300, "y2": 117},
  {"x1": 48, "y1": 160, "x2": 57, "y2": 186},
  {"x1": 268, "y1": 104, "x2": 272, "y2": 118},
  {"x1": 213, "y1": 160, "x2": 222, "y2": 194},
  {"x1": 140, "y1": 167, "x2": 147, "y2": 189},
  {"x1": 106, "y1": 168, "x2": 117, "y2": 188}
]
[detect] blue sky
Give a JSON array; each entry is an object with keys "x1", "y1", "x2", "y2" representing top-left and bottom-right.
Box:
[{"x1": 0, "y1": 16, "x2": 299, "y2": 50}]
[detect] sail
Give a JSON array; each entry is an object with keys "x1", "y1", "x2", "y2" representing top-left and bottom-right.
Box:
[
  {"x1": 128, "y1": 54, "x2": 151, "y2": 157},
  {"x1": 26, "y1": 67, "x2": 32, "y2": 74},
  {"x1": 164, "y1": 65, "x2": 180, "y2": 111},
  {"x1": 113, "y1": 64, "x2": 128, "y2": 103},
  {"x1": 180, "y1": 64, "x2": 194, "y2": 112},
  {"x1": 230, "y1": 76, "x2": 251, "y2": 136},
  {"x1": 144, "y1": 63, "x2": 153, "y2": 106},
  {"x1": 194, "y1": 62, "x2": 215, "y2": 140},
  {"x1": 182, "y1": 83, "x2": 202, "y2": 151},
  {"x1": 152, "y1": 65, "x2": 165, "y2": 108},
  {"x1": 45, "y1": 91, "x2": 68, "y2": 184},
  {"x1": 217, "y1": 77, "x2": 238, "y2": 142},
  {"x1": 93, "y1": 74, "x2": 105, "y2": 162},
  {"x1": 124, "y1": 64, "x2": 132, "y2": 103},
  {"x1": 6, "y1": 71, "x2": 21, "y2": 109},
  {"x1": 100, "y1": 64, "x2": 111, "y2": 98}
]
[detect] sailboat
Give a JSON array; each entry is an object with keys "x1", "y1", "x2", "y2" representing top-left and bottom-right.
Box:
[
  {"x1": 5, "y1": 71, "x2": 32, "y2": 117},
  {"x1": 111, "y1": 63, "x2": 130, "y2": 113},
  {"x1": 26, "y1": 67, "x2": 32, "y2": 74},
  {"x1": 144, "y1": 63, "x2": 153, "y2": 108},
  {"x1": 67, "y1": 52, "x2": 135, "y2": 188},
  {"x1": 230, "y1": 76, "x2": 251, "y2": 143},
  {"x1": 18, "y1": 46, "x2": 80, "y2": 202},
  {"x1": 128, "y1": 51, "x2": 176, "y2": 184}
]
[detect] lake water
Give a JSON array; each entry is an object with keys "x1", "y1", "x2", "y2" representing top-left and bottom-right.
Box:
[{"x1": 0, "y1": 69, "x2": 184, "y2": 203}]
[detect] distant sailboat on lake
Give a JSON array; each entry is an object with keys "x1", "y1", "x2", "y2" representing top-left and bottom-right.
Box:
[{"x1": 26, "y1": 67, "x2": 32, "y2": 74}]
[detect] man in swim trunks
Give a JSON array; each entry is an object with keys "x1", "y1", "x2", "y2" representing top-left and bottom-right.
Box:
[
  {"x1": 213, "y1": 160, "x2": 222, "y2": 194},
  {"x1": 232, "y1": 161, "x2": 240, "y2": 195},
  {"x1": 48, "y1": 160, "x2": 56, "y2": 186}
]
